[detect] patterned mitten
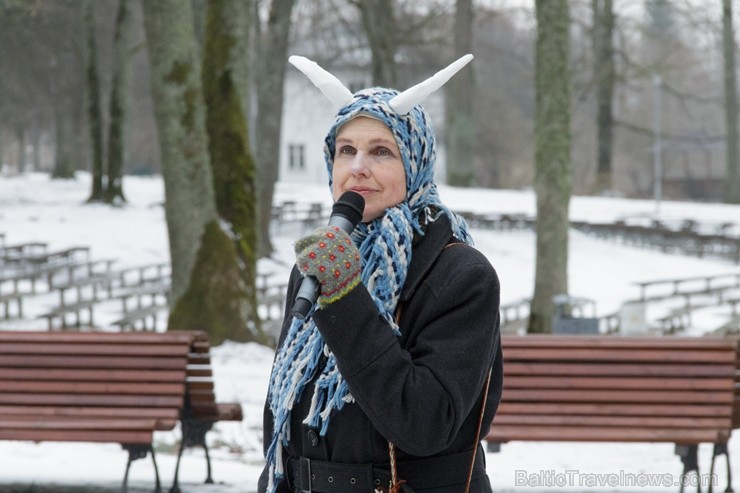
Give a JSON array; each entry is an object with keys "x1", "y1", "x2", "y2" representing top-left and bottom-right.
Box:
[{"x1": 294, "y1": 226, "x2": 362, "y2": 308}]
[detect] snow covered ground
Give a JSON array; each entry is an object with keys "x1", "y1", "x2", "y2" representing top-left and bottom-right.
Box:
[{"x1": 0, "y1": 172, "x2": 737, "y2": 492}]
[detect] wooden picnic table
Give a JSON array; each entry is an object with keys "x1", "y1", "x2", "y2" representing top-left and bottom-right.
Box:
[
  {"x1": 111, "y1": 283, "x2": 170, "y2": 331},
  {"x1": 0, "y1": 241, "x2": 48, "y2": 263}
]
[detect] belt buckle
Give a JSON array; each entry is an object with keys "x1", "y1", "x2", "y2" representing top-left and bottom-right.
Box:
[{"x1": 300, "y1": 456, "x2": 312, "y2": 493}]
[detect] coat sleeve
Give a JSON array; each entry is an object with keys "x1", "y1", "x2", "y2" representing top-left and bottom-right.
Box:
[{"x1": 312, "y1": 247, "x2": 500, "y2": 456}]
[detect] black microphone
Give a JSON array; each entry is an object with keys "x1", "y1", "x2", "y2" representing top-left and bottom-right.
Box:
[{"x1": 291, "y1": 191, "x2": 365, "y2": 319}]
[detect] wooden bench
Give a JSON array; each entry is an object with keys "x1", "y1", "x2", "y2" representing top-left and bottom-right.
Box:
[
  {"x1": 487, "y1": 335, "x2": 738, "y2": 491},
  {"x1": 0, "y1": 329, "x2": 242, "y2": 492}
]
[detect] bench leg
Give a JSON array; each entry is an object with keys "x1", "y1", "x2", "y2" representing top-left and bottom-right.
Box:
[
  {"x1": 170, "y1": 434, "x2": 215, "y2": 493},
  {"x1": 709, "y1": 441, "x2": 733, "y2": 493},
  {"x1": 170, "y1": 440, "x2": 185, "y2": 493},
  {"x1": 122, "y1": 444, "x2": 162, "y2": 493},
  {"x1": 676, "y1": 444, "x2": 701, "y2": 493},
  {"x1": 203, "y1": 440, "x2": 214, "y2": 484},
  {"x1": 171, "y1": 418, "x2": 216, "y2": 491}
]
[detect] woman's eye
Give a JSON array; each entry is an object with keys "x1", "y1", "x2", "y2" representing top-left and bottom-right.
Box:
[
  {"x1": 338, "y1": 145, "x2": 355, "y2": 156},
  {"x1": 375, "y1": 147, "x2": 392, "y2": 157}
]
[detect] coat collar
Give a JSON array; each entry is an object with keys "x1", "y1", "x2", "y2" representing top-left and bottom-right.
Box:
[{"x1": 400, "y1": 214, "x2": 455, "y2": 302}]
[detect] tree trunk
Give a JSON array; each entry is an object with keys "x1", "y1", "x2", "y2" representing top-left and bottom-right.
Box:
[
  {"x1": 593, "y1": 0, "x2": 614, "y2": 193},
  {"x1": 445, "y1": 0, "x2": 475, "y2": 187},
  {"x1": 723, "y1": 0, "x2": 740, "y2": 203},
  {"x1": 16, "y1": 125, "x2": 26, "y2": 173},
  {"x1": 52, "y1": 105, "x2": 76, "y2": 179},
  {"x1": 31, "y1": 128, "x2": 41, "y2": 172},
  {"x1": 105, "y1": 0, "x2": 133, "y2": 205},
  {"x1": 199, "y1": 0, "x2": 266, "y2": 344},
  {"x1": 354, "y1": 0, "x2": 398, "y2": 87},
  {"x1": 528, "y1": 0, "x2": 571, "y2": 334},
  {"x1": 255, "y1": 0, "x2": 296, "y2": 258},
  {"x1": 142, "y1": 0, "x2": 214, "y2": 303},
  {"x1": 84, "y1": 0, "x2": 105, "y2": 202}
]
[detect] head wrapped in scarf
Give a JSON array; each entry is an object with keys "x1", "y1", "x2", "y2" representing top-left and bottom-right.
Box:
[
  {"x1": 324, "y1": 87, "x2": 471, "y2": 241},
  {"x1": 265, "y1": 57, "x2": 474, "y2": 493}
]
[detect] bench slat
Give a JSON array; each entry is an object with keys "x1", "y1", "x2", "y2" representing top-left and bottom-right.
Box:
[
  {"x1": 493, "y1": 414, "x2": 731, "y2": 429},
  {"x1": 504, "y1": 362, "x2": 735, "y2": 378},
  {"x1": 501, "y1": 335, "x2": 737, "y2": 350},
  {"x1": 0, "y1": 381, "x2": 185, "y2": 395},
  {"x1": 0, "y1": 331, "x2": 201, "y2": 344},
  {"x1": 0, "y1": 368, "x2": 186, "y2": 382},
  {"x1": 0, "y1": 418, "x2": 158, "y2": 430},
  {"x1": 0, "y1": 393, "x2": 183, "y2": 407},
  {"x1": 504, "y1": 376, "x2": 734, "y2": 391},
  {"x1": 496, "y1": 402, "x2": 733, "y2": 418},
  {"x1": 487, "y1": 426, "x2": 726, "y2": 444},
  {"x1": 2, "y1": 355, "x2": 187, "y2": 370},
  {"x1": 0, "y1": 342, "x2": 191, "y2": 357},
  {"x1": 503, "y1": 389, "x2": 733, "y2": 404},
  {"x1": 0, "y1": 429, "x2": 154, "y2": 444},
  {"x1": 503, "y1": 347, "x2": 735, "y2": 364},
  {"x1": 0, "y1": 405, "x2": 179, "y2": 420}
]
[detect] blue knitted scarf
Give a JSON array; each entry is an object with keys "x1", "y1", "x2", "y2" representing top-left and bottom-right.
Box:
[{"x1": 265, "y1": 89, "x2": 472, "y2": 493}]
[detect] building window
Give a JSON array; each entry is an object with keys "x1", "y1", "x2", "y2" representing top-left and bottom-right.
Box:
[{"x1": 288, "y1": 144, "x2": 305, "y2": 170}]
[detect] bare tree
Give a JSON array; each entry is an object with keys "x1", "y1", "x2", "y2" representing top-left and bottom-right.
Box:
[
  {"x1": 445, "y1": 0, "x2": 475, "y2": 187},
  {"x1": 255, "y1": 0, "x2": 296, "y2": 258},
  {"x1": 723, "y1": 0, "x2": 739, "y2": 203},
  {"x1": 105, "y1": 0, "x2": 134, "y2": 204},
  {"x1": 84, "y1": 0, "x2": 105, "y2": 201},
  {"x1": 592, "y1": 0, "x2": 614, "y2": 193},
  {"x1": 528, "y1": 0, "x2": 571, "y2": 334},
  {"x1": 350, "y1": 0, "x2": 399, "y2": 87}
]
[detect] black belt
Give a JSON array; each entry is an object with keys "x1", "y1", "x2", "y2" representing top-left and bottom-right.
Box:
[{"x1": 287, "y1": 447, "x2": 487, "y2": 493}]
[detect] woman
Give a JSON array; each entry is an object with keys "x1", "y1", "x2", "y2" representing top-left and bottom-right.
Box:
[{"x1": 259, "y1": 55, "x2": 502, "y2": 493}]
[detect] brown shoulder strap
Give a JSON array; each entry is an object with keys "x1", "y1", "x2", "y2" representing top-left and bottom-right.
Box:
[{"x1": 465, "y1": 368, "x2": 492, "y2": 493}]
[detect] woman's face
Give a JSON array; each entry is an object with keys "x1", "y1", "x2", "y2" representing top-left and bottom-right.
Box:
[{"x1": 332, "y1": 116, "x2": 407, "y2": 222}]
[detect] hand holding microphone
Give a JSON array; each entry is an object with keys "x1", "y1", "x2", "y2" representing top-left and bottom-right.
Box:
[{"x1": 291, "y1": 192, "x2": 365, "y2": 319}]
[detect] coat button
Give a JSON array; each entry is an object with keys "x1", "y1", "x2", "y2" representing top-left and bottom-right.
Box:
[{"x1": 307, "y1": 429, "x2": 319, "y2": 447}]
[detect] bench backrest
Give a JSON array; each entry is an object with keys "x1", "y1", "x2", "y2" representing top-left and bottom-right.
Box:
[
  {"x1": 184, "y1": 338, "x2": 243, "y2": 422},
  {"x1": 490, "y1": 335, "x2": 737, "y2": 445},
  {"x1": 0, "y1": 330, "x2": 204, "y2": 443}
]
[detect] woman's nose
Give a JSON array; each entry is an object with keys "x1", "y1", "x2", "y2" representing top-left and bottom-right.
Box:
[{"x1": 350, "y1": 153, "x2": 371, "y2": 177}]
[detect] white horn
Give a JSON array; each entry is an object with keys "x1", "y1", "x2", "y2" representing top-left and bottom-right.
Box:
[
  {"x1": 288, "y1": 55, "x2": 354, "y2": 109},
  {"x1": 389, "y1": 54, "x2": 474, "y2": 115}
]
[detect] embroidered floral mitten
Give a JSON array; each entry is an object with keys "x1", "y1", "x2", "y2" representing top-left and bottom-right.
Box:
[{"x1": 294, "y1": 226, "x2": 362, "y2": 309}]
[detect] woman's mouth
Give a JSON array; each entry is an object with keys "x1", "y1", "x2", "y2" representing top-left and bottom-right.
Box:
[{"x1": 350, "y1": 187, "x2": 375, "y2": 195}]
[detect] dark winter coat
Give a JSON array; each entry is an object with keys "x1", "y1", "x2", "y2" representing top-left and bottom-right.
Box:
[{"x1": 259, "y1": 215, "x2": 503, "y2": 493}]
